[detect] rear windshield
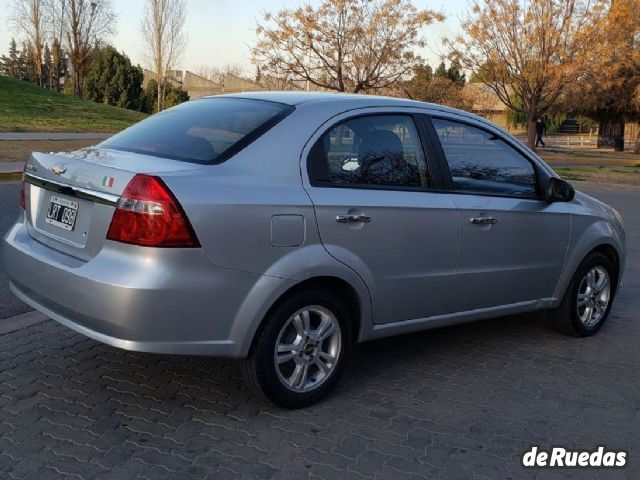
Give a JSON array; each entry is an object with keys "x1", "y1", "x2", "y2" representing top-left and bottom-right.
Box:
[{"x1": 100, "y1": 98, "x2": 293, "y2": 164}]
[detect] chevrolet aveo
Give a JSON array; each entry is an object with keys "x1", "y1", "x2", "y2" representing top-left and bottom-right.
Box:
[{"x1": 4, "y1": 93, "x2": 626, "y2": 408}]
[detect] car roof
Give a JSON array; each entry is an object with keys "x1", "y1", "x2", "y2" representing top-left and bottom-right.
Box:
[{"x1": 204, "y1": 90, "x2": 458, "y2": 111}]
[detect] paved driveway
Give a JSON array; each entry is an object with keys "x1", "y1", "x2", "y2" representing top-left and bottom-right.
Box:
[
  {"x1": 0, "y1": 184, "x2": 638, "y2": 479},
  {"x1": 0, "y1": 183, "x2": 30, "y2": 319}
]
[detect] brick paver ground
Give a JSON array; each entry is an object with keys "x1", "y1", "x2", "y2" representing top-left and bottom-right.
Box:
[{"x1": 1, "y1": 186, "x2": 638, "y2": 480}]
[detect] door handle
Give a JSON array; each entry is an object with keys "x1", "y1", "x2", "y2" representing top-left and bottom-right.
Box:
[
  {"x1": 470, "y1": 216, "x2": 497, "y2": 225},
  {"x1": 336, "y1": 214, "x2": 371, "y2": 224}
]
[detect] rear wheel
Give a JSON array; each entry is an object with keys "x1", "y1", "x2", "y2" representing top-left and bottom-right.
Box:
[
  {"x1": 242, "y1": 288, "x2": 352, "y2": 408},
  {"x1": 551, "y1": 252, "x2": 616, "y2": 337}
]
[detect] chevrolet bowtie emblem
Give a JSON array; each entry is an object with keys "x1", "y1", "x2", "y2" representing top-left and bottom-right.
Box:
[{"x1": 51, "y1": 164, "x2": 67, "y2": 175}]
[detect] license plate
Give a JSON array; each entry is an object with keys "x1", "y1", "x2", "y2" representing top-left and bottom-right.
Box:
[{"x1": 45, "y1": 196, "x2": 78, "y2": 231}]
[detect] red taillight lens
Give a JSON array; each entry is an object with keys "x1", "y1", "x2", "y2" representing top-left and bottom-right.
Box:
[
  {"x1": 19, "y1": 165, "x2": 26, "y2": 210},
  {"x1": 106, "y1": 174, "x2": 200, "y2": 248}
]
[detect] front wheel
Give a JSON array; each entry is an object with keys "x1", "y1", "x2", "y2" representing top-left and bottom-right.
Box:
[
  {"x1": 242, "y1": 288, "x2": 352, "y2": 408},
  {"x1": 550, "y1": 252, "x2": 616, "y2": 337}
]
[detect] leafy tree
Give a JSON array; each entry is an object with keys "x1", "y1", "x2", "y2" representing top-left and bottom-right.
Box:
[
  {"x1": 0, "y1": 38, "x2": 22, "y2": 78},
  {"x1": 142, "y1": 78, "x2": 189, "y2": 113},
  {"x1": 443, "y1": 60, "x2": 466, "y2": 87},
  {"x1": 62, "y1": 0, "x2": 116, "y2": 97},
  {"x1": 50, "y1": 38, "x2": 66, "y2": 92},
  {"x1": 20, "y1": 40, "x2": 38, "y2": 83},
  {"x1": 559, "y1": 0, "x2": 640, "y2": 151},
  {"x1": 449, "y1": 0, "x2": 608, "y2": 150},
  {"x1": 164, "y1": 83, "x2": 189, "y2": 108},
  {"x1": 42, "y1": 42, "x2": 51, "y2": 88},
  {"x1": 253, "y1": 0, "x2": 444, "y2": 93},
  {"x1": 402, "y1": 62, "x2": 471, "y2": 110},
  {"x1": 83, "y1": 46, "x2": 145, "y2": 111},
  {"x1": 434, "y1": 61, "x2": 447, "y2": 79}
]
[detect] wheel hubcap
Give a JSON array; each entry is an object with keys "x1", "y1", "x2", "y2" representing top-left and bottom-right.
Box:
[
  {"x1": 274, "y1": 306, "x2": 341, "y2": 393},
  {"x1": 577, "y1": 266, "x2": 611, "y2": 328}
]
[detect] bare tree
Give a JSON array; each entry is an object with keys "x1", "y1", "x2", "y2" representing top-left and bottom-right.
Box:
[
  {"x1": 42, "y1": 0, "x2": 67, "y2": 91},
  {"x1": 253, "y1": 0, "x2": 444, "y2": 93},
  {"x1": 61, "y1": 0, "x2": 116, "y2": 97},
  {"x1": 141, "y1": 0, "x2": 187, "y2": 112},
  {"x1": 10, "y1": 0, "x2": 45, "y2": 86},
  {"x1": 449, "y1": 0, "x2": 608, "y2": 149}
]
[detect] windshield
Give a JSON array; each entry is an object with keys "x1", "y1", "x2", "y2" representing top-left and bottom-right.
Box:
[{"x1": 100, "y1": 97, "x2": 293, "y2": 164}]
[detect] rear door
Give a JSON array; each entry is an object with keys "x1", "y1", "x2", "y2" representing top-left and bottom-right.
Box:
[
  {"x1": 427, "y1": 115, "x2": 570, "y2": 312},
  {"x1": 303, "y1": 110, "x2": 459, "y2": 325}
]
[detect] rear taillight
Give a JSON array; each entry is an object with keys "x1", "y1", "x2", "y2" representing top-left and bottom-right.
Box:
[
  {"x1": 19, "y1": 165, "x2": 26, "y2": 210},
  {"x1": 106, "y1": 174, "x2": 200, "y2": 248}
]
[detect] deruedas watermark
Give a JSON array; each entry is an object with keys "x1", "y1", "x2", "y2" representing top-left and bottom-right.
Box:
[{"x1": 522, "y1": 445, "x2": 627, "y2": 468}]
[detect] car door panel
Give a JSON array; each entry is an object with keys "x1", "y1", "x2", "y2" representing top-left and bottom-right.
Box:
[
  {"x1": 310, "y1": 188, "x2": 459, "y2": 324},
  {"x1": 450, "y1": 194, "x2": 570, "y2": 311},
  {"x1": 302, "y1": 111, "x2": 460, "y2": 325},
  {"x1": 427, "y1": 115, "x2": 571, "y2": 313}
]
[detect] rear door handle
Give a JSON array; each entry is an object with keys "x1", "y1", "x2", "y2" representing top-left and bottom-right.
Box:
[
  {"x1": 336, "y1": 214, "x2": 371, "y2": 224},
  {"x1": 470, "y1": 217, "x2": 497, "y2": 225}
]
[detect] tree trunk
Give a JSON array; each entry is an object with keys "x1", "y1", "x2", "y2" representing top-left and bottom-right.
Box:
[
  {"x1": 527, "y1": 98, "x2": 538, "y2": 151},
  {"x1": 634, "y1": 124, "x2": 640, "y2": 154},
  {"x1": 74, "y1": 69, "x2": 82, "y2": 97},
  {"x1": 597, "y1": 120, "x2": 607, "y2": 149},
  {"x1": 527, "y1": 116, "x2": 537, "y2": 150},
  {"x1": 617, "y1": 122, "x2": 625, "y2": 152}
]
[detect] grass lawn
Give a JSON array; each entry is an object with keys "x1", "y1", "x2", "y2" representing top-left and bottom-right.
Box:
[
  {"x1": 0, "y1": 76, "x2": 147, "y2": 132},
  {"x1": 538, "y1": 146, "x2": 640, "y2": 166},
  {"x1": 536, "y1": 146, "x2": 640, "y2": 187},
  {"x1": 553, "y1": 164, "x2": 640, "y2": 187}
]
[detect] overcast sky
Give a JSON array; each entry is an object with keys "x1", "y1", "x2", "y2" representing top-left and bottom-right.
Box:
[{"x1": 0, "y1": 0, "x2": 468, "y2": 76}]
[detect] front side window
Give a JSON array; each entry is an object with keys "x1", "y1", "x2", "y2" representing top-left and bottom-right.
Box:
[
  {"x1": 432, "y1": 118, "x2": 538, "y2": 197},
  {"x1": 101, "y1": 98, "x2": 293, "y2": 164},
  {"x1": 309, "y1": 115, "x2": 430, "y2": 188}
]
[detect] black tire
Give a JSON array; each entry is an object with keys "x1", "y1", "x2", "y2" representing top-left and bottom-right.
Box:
[
  {"x1": 242, "y1": 288, "x2": 353, "y2": 408},
  {"x1": 550, "y1": 252, "x2": 616, "y2": 337}
]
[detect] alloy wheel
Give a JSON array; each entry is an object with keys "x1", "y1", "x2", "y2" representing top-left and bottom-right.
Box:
[
  {"x1": 273, "y1": 306, "x2": 342, "y2": 393},
  {"x1": 576, "y1": 266, "x2": 611, "y2": 328}
]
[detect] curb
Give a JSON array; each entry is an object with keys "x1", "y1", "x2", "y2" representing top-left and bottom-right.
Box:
[
  {"x1": 0, "y1": 133, "x2": 113, "y2": 141},
  {"x1": 0, "y1": 161, "x2": 25, "y2": 179},
  {"x1": 0, "y1": 311, "x2": 47, "y2": 335}
]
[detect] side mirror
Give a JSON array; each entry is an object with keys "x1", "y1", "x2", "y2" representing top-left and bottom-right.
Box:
[{"x1": 546, "y1": 177, "x2": 575, "y2": 203}]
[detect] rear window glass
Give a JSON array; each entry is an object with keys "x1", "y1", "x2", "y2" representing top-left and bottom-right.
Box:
[{"x1": 100, "y1": 98, "x2": 293, "y2": 164}]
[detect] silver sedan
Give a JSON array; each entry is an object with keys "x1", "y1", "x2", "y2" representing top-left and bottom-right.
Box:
[{"x1": 3, "y1": 93, "x2": 626, "y2": 407}]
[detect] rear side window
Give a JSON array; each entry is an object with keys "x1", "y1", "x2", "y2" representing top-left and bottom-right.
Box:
[
  {"x1": 308, "y1": 115, "x2": 430, "y2": 189},
  {"x1": 432, "y1": 118, "x2": 538, "y2": 197},
  {"x1": 100, "y1": 98, "x2": 293, "y2": 164}
]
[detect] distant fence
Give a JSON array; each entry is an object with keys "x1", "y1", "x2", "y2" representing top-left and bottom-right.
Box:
[{"x1": 514, "y1": 133, "x2": 636, "y2": 149}]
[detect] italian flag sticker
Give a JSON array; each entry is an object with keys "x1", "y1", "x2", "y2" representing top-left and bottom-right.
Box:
[{"x1": 102, "y1": 176, "x2": 114, "y2": 188}]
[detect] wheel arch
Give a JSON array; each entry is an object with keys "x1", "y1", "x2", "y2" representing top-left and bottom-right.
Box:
[
  {"x1": 591, "y1": 244, "x2": 620, "y2": 283},
  {"x1": 555, "y1": 237, "x2": 623, "y2": 304},
  {"x1": 241, "y1": 275, "x2": 367, "y2": 358}
]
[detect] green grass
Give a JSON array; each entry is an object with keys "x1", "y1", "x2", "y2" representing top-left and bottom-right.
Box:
[
  {"x1": 0, "y1": 76, "x2": 147, "y2": 132},
  {"x1": 554, "y1": 167, "x2": 586, "y2": 181}
]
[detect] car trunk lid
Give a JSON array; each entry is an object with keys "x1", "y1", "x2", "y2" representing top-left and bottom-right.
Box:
[{"x1": 23, "y1": 147, "x2": 203, "y2": 261}]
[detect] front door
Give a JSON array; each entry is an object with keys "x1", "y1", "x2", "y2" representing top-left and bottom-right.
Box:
[
  {"x1": 304, "y1": 113, "x2": 459, "y2": 324},
  {"x1": 430, "y1": 116, "x2": 570, "y2": 312}
]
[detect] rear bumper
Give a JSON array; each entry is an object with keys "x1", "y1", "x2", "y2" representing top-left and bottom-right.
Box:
[{"x1": 3, "y1": 218, "x2": 292, "y2": 357}]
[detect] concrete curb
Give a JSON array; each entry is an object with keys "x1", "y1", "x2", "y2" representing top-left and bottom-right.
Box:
[
  {"x1": 0, "y1": 311, "x2": 48, "y2": 335},
  {"x1": 0, "y1": 133, "x2": 113, "y2": 141},
  {"x1": 0, "y1": 161, "x2": 25, "y2": 176}
]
